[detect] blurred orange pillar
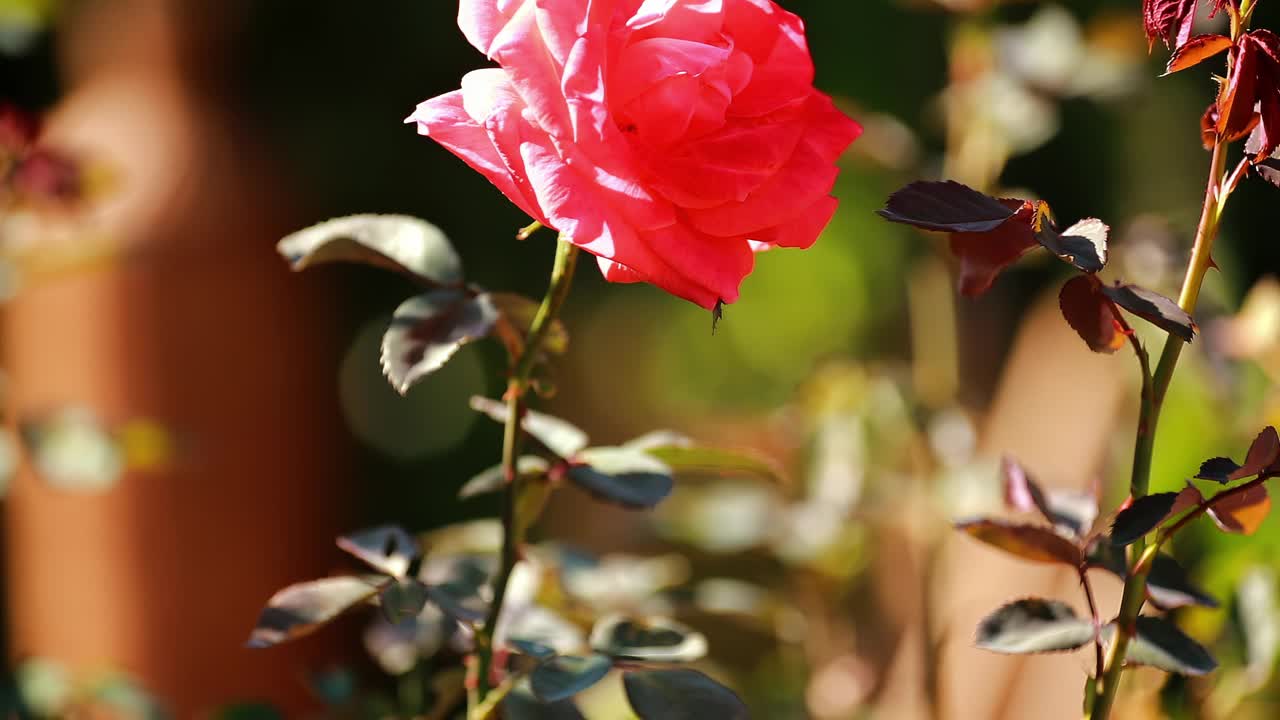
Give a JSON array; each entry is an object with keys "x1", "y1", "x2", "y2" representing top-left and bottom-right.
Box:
[{"x1": 2, "y1": 0, "x2": 354, "y2": 714}]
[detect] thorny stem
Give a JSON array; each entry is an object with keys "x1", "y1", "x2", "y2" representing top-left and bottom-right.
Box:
[
  {"x1": 471, "y1": 236, "x2": 579, "y2": 715},
  {"x1": 1078, "y1": 566, "x2": 1104, "y2": 682},
  {"x1": 1086, "y1": 133, "x2": 1233, "y2": 720}
]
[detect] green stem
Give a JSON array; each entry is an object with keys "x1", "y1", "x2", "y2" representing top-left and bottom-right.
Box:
[
  {"x1": 471, "y1": 236, "x2": 579, "y2": 713},
  {"x1": 1086, "y1": 136, "x2": 1230, "y2": 720}
]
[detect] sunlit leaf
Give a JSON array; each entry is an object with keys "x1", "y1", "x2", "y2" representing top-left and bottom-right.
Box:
[
  {"x1": 1196, "y1": 427, "x2": 1280, "y2": 483},
  {"x1": 507, "y1": 639, "x2": 557, "y2": 660},
  {"x1": 623, "y1": 669, "x2": 749, "y2": 720},
  {"x1": 955, "y1": 518, "x2": 1082, "y2": 566},
  {"x1": 640, "y1": 444, "x2": 783, "y2": 484},
  {"x1": 1208, "y1": 484, "x2": 1272, "y2": 535},
  {"x1": 247, "y1": 576, "x2": 381, "y2": 648},
  {"x1": 1059, "y1": 276, "x2": 1126, "y2": 354},
  {"x1": 470, "y1": 397, "x2": 590, "y2": 458},
  {"x1": 458, "y1": 457, "x2": 550, "y2": 499},
  {"x1": 878, "y1": 181, "x2": 1020, "y2": 233},
  {"x1": 530, "y1": 655, "x2": 613, "y2": 703},
  {"x1": 277, "y1": 214, "x2": 462, "y2": 286},
  {"x1": 1035, "y1": 218, "x2": 1109, "y2": 273},
  {"x1": 421, "y1": 554, "x2": 492, "y2": 623},
  {"x1": 1111, "y1": 493, "x2": 1180, "y2": 546},
  {"x1": 1147, "y1": 554, "x2": 1219, "y2": 610},
  {"x1": 336, "y1": 525, "x2": 418, "y2": 578},
  {"x1": 1101, "y1": 284, "x2": 1196, "y2": 342},
  {"x1": 1120, "y1": 616, "x2": 1218, "y2": 676},
  {"x1": 379, "y1": 578, "x2": 429, "y2": 624},
  {"x1": 567, "y1": 447, "x2": 674, "y2": 509},
  {"x1": 589, "y1": 615, "x2": 708, "y2": 663},
  {"x1": 974, "y1": 599, "x2": 1095, "y2": 654},
  {"x1": 381, "y1": 291, "x2": 498, "y2": 395},
  {"x1": 1165, "y1": 34, "x2": 1233, "y2": 74}
]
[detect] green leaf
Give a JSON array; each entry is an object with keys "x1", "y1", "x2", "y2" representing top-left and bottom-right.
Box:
[
  {"x1": 247, "y1": 576, "x2": 381, "y2": 648},
  {"x1": 589, "y1": 615, "x2": 708, "y2": 663},
  {"x1": 470, "y1": 397, "x2": 589, "y2": 458},
  {"x1": 1121, "y1": 616, "x2": 1218, "y2": 676},
  {"x1": 955, "y1": 518, "x2": 1082, "y2": 566},
  {"x1": 974, "y1": 599, "x2": 1095, "y2": 654},
  {"x1": 277, "y1": 214, "x2": 462, "y2": 286},
  {"x1": 623, "y1": 669, "x2": 748, "y2": 720},
  {"x1": 530, "y1": 655, "x2": 613, "y2": 703},
  {"x1": 379, "y1": 578, "x2": 429, "y2": 623},
  {"x1": 568, "y1": 447, "x2": 674, "y2": 509},
  {"x1": 503, "y1": 687, "x2": 587, "y2": 720},
  {"x1": 1110, "y1": 493, "x2": 1179, "y2": 546},
  {"x1": 1147, "y1": 554, "x2": 1219, "y2": 610},
  {"x1": 458, "y1": 457, "x2": 550, "y2": 499},
  {"x1": 507, "y1": 639, "x2": 557, "y2": 660},
  {"x1": 336, "y1": 525, "x2": 418, "y2": 578},
  {"x1": 421, "y1": 554, "x2": 492, "y2": 623},
  {"x1": 638, "y1": 443, "x2": 783, "y2": 484},
  {"x1": 381, "y1": 291, "x2": 498, "y2": 395}
]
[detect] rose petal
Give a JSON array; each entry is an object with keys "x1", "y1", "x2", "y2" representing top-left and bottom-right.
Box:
[
  {"x1": 629, "y1": 0, "x2": 725, "y2": 44},
  {"x1": 405, "y1": 88, "x2": 544, "y2": 222},
  {"x1": 459, "y1": 0, "x2": 528, "y2": 57},
  {"x1": 687, "y1": 93, "x2": 858, "y2": 236},
  {"x1": 750, "y1": 195, "x2": 839, "y2": 250}
]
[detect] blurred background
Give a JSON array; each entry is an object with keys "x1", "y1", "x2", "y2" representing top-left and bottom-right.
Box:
[{"x1": 1, "y1": 0, "x2": 1279, "y2": 718}]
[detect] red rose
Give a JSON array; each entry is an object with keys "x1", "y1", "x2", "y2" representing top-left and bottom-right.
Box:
[{"x1": 408, "y1": 0, "x2": 861, "y2": 308}]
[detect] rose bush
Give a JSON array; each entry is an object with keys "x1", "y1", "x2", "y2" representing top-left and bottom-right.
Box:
[{"x1": 408, "y1": 0, "x2": 861, "y2": 308}]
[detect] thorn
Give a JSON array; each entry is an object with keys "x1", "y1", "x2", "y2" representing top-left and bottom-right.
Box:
[
  {"x1": 1207, "y1": 255, "x2": 1220, "y2": 271},
  {"x1": 712, "y1": 300, "x2": 725, "y2": 335}
]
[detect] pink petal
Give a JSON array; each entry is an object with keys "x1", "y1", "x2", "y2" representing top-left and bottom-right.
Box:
[
  {"x1": 459, "y1": 0, "x2": 529, "y2": 57},
  {"x1": 628, "y1": 0, "x2": 725, "y2": 44},
  {"x1": 405, "y1": 88, "x2": 544, "y2": 222},
  {"x1": 519, "y1": 137, "x2": 727, "y2": 307},
  {"x1": 643, "y1": 110, "x2": 807, "y2": 208},
  {"x1": 750, "y1": 195, "x2": 839, "y2": 250},
  {"x1": 687, "y1": 93, "x2": 859, "y2": 236}
]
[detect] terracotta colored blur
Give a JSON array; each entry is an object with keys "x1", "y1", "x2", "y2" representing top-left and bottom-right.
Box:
[{"x1": 3, "y1": 0, "x2": 352, "y2": 714}]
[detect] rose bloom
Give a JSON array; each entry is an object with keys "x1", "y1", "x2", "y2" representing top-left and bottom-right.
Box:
[{"x1": 408, "y1": 0, "x2": 861, "y2": 308}]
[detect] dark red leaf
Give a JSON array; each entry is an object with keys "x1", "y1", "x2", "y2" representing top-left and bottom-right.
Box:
[
  {"x1": 1060, "y1": 276, "x2": 1127, "y2": 354},
  {"x1": 1197, "y1": 427, "x2": 1280, "y2": 483},
  {"x1": 1209, "y1": 484, "x2": 1272, "y2": 535},
  {"x1": 1111, "y1": 492, "x2": 1180, "y2": 546},
  {"x1": 1201, "y1": 103, "x2": 1220, "y2": 150},
  {"x1": 950, "y1": 201, "x2": 1038, "y2": 296},
  {"x1": 1166, "y1": 34, "x2": 1233, "y2": 74},
  {"x1": 955, "y1": 518, "x2": 1083, "y2": 566},
  {"x1": 1101, "y1": 284, "x2": 1197, "y2": 341},
  {"x1": 878, "y1": 181, "x2": 1021, "y2": 233},
  {"x1": 1144, "y1": 0, "x2": 1198, "y2": 49},
  {"x1": 1219, "y1": 39, "x2": 1261, "y2": 141},
  {"x1": 1035, "y1": 218, "x2": 1109, "y2": 274}
]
